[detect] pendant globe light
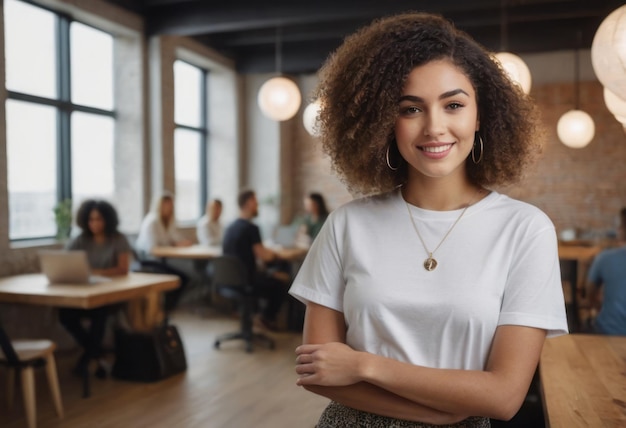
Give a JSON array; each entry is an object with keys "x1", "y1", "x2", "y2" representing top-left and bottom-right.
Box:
[
  {"x1": 493, "y1": 0, "x2": 532, "y2": 94},
  {"x1": 557, "y1": 41, "x2": 595, "y2": 148},
  {"x1": 302, "y1": 99, "x2": 322, "y2": 136},
  {"x1": 603, "y1": 87, "x2": 626, "y2": 125},
  {"x1": 257, "y1": 27, "x2": 301, "y2": 121},
  {"x1": 591, "y1": 4, "x2": 626, "y2": 101}
]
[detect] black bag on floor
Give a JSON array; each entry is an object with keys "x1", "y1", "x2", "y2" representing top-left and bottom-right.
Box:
[{"x1": 112, "y1": 324, "x2": 187, "y2": 382}]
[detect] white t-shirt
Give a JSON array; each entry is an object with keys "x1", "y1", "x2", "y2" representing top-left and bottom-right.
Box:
[
  {"x1": 289, "y1": 190, "x2": 568, "y2": 371},
  {"x1": 135, "y1": 212, "x2": 182, "y2": 258}
]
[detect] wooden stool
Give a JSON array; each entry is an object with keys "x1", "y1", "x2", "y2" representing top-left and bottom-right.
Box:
[{"x1": 1, "y1": 337, "x2": 64, "y2": 428}]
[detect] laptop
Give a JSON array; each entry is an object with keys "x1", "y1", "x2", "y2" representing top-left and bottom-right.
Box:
[
  {"x1": 273, "y1": 224, "x2": 300, "y2": 248},
  {"x1": 38, "y1": 250, "x2": 111, "y2": 285}
]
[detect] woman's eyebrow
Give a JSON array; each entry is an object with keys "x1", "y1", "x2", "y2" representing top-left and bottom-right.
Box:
[{"x1": 398, "y1": 89, "x2": 470, "y2": 103}]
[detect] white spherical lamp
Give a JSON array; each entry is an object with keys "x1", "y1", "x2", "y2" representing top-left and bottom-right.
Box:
[
  {"x1": 557, "y1": 110, "x2": 596, "y2": 148},
  {"x1": 302, "y1": 100, "x2": 322, "y2": 136},
  {"x1": 591, "y1": 5, "x2": 626, "y2": 101},
  {"x1": 603, "y1": 87, "x2": 626, "y2": 125},
  {"x1": 494, "y1": 52, "x2": 532, "y2": 94},
  {"x1": 257, "y1": 77, "x2": 302, "y2": 121}
]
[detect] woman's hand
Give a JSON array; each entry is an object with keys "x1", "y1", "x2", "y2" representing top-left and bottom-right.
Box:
[{"x1": 295, "y1": 342, "x2": 367, "y2": 387}]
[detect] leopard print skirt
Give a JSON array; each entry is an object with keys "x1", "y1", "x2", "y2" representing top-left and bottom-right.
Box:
[{"x1": 316, "y1": 401, "x2": 490, "y2": 428}]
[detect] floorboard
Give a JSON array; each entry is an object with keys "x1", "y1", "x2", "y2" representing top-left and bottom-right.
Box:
[{"x1": 0, "y1": 307, "x2": 329, "y2": 427}]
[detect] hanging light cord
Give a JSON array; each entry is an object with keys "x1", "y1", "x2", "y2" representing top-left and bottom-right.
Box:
[
  {"x1": 275, "y1": 26, "x2": 282, "y2": 75},
  {"x1": 574, "y1": 30, "x2": 582, "y2": 109}
]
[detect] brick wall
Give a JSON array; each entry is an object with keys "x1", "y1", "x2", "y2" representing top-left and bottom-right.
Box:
[
  {"x1": 285, "y1": 80, "x2": 626, "y2": 240},
  {"x1": 502, "y1": 80, "x2": 626, "y2": 238}
]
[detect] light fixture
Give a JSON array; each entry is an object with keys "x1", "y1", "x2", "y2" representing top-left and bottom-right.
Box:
[
  {"x1": 558, "y1": 40, "x2": 595, "y2": 148},
  {"x1": 603, "y1": 87, "x2": 626, "y2": 125},
  {"x1": 257, "y1": 27, "x2": 301, "y2": 121},
  {"x1": 493, "y1": 1, "x2": 532, "y2": 94},
  {"x1": 591, "y1": 4, "x2": 626, "y2": 101},
  {"x1": 557, "y1": 110, "x2": 596, "y2": 148},
  {"x1": 302, "y1": 99, "x2": 321, "y2": 136},
  {"x1": 493, "y1": 52, "x2": 532, "y2": 94}
]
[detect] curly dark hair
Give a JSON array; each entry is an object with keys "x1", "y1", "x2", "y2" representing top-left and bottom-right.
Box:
[
  {"x1": 75, "y1": 199, "x2": 120, "y2": 237},
  {"x1": 315, "y1": 12, "x2": 544, "y2": 195}
]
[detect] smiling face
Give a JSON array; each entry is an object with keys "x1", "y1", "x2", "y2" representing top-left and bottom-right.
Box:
[
  {"x1": 395, "y1": 59, "x2": 479, "y2": 184},
  {"x1": 88, "y1": 209, "x2": 105, "y2": 236}
]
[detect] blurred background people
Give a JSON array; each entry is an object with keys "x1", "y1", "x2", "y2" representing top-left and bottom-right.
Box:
[
  {"x1": 586, "y1": 207, "x2": 626, "y2": 335},
  {"x1": 59, "y1": 199, "x2": 130, "y2": 378},
  {"x1": 301, "y1": 192, "x2": 329, "y2": 241},
  {"x1": 222, "y1": 189, "x2": 290, "y2": 331},
  {"x1": 134, "y1": 192, "x2": 192, "y2": 312},
  {"x1": 197, "y1": 198, "x2": 223, "y2": 246}
]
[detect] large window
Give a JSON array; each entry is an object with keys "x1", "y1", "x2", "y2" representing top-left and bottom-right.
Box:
[
  {"x1": 5, "y1": 0, "x2": 115, "y2": 240},
  {"x1": 173, "y1": 60, "x2": 208, "y2": 223}
]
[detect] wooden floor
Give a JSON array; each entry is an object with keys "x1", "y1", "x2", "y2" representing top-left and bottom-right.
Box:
[{"x1": 0, "y1": 307, "x2": 329, "y2": 427}]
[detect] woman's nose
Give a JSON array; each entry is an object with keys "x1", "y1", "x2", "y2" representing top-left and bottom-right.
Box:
[{"x1": 423, "y1": 111, "x2": 446, "y2": 136}]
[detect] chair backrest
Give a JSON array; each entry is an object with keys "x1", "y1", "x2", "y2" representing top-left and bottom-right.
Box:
[
  {"x1": 211, "y1": 255, "x2": 249, "y2": 289},
  {"x1": 0, "y1": 322, "x2": 20, "y2": 366}
]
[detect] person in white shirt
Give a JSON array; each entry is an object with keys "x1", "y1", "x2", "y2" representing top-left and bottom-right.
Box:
[
  {"x1": 135, "y1": 192, "x2": 192, "y2": 312},
  {"x1": 290, "y1": 13, "x2": 568, "y2": 428},
  {"x1": 196, "y1": 199, "x2": 223, "y2": 246}
]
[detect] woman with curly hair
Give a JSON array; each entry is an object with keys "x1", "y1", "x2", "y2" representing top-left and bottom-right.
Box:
[
  {"x1": 59, "y1": 199, "x2": 131, "y2": 378},
  {"x1": 290, "y1": 12, "x2": 567, "y2": 427}
]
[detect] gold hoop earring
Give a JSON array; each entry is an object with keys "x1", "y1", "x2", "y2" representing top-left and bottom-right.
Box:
[
  {"x1": 386, "y1": 144, "x2": 399, "y2": 171},
  {"x1": 472, "y1": 133, "x2": 484, "y2": 164}
]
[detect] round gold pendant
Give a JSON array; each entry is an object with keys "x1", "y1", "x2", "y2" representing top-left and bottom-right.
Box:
[{"x1": 424, "y1": 257, "x2": 438, "y2": 271}]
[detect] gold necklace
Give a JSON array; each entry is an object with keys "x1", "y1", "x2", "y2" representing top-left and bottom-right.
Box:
[{"x1": 404, "y1": 190, "x2": 480, "y2": 271}]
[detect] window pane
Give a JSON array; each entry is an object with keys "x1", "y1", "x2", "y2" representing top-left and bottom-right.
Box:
[
  {"x1": 4, "y1": 0, "x2": 57, "y2": 98},
  {"x1": 71, "y1": 22, "x2": 114, "y2": 110},
  {"x1": 6, "y1": 100, "x2": 57, "y2": 239},
  {"x1": 174, "y1": 128, "x2": 201, "y2": 222},
  {"x1": 174, "y1": 60, "x2": 203, "y2": 127},
  {"x1": 71, "y1": 112, "x2": 115, "y2": 209}
]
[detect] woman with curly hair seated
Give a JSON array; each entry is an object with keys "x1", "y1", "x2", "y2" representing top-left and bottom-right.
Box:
[
  {"x1": 290, "y1": 12, "x2": 568, "y2": 427},
  {"x1": 59, "y1": 199, "x2": 130, "y2": 378}
]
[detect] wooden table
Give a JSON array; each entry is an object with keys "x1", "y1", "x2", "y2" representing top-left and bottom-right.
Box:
[
  {"x1": 540, "y1": 334, "x2": 626, "y2": 427},
  {"x1": 0, "y1": 272, "x2": 180, "y2": 397},
  {"x1": 0, "y1": 272, "x2": 180, "y2": 331},
  {"x1": 557, "y1": 244, "x2": 602, "y2": 265},
  {"x1": 557, "y1": 244, "x2": 603, "y2": 332},
  {"x1": 151, "y1": 244, "x2": 307, "y2": 262},
  {"x1": 152, "y1": 245, "x2": 222, "y2": 260}
]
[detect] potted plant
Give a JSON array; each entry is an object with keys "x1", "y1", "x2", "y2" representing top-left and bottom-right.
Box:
[{"x1": 53, "y1": 199, "x2": 72, "y2": 241}]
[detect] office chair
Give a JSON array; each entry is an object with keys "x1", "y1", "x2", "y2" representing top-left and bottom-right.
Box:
[
  {"x1": 211, "y1": 255, "x2": 275, "y2": 353},
  {"x1": 0, "y1": 322, "x2": 64, "y2": 428}
]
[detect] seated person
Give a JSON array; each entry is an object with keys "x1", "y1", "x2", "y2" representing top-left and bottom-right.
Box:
[
  {"x1": 197, "y1": 198, "x2": 223, "y2": 246},
  {"x1": 293, "y1": 192, "x2": 329, "y2": 245},
  {"x1": 58, "y1": 199, "x2": 130, "y2": 378},
  {"x1": 586, "y1": 207, "x2": 626, "y2": 335},
  {"x1": 135, "y1": 191, "x2": 192, "y2": 312},
  {"x1": 223, "y1": 189, "x2": 290, "y2": 331}
]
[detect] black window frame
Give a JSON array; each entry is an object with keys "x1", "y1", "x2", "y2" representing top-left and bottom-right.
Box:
[
  {"x1": 5, "y1": 0, "x2": 116, "y2": 241},
  {"x1": 173, "y1": 59, "x2": 210, "y2": 220}
]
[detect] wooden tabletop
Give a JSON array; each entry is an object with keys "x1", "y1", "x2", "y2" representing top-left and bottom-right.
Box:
[
  {"x1": 151, "y1": 245, "x2": 222, "y2": 260},
  {"x1": 540, "y1": 334, "x2": 626, "y2": 427},
  {"x1": 0, "y1": 272, "x2": 180, "y2": 309},
  {"x1": 557, "y1": 244, "x2": 602, "y2": 263},
  {"x1": 273, "y1": 246, "x2": 308, "y2": 262}
]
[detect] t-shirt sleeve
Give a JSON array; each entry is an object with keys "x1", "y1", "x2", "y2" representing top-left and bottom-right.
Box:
[
  {"x1": 250, "y1": 224, "x2": 262, "y2": 245},
  {"x1": 289, "y1": 210, "x2": 345, "y2": 312},
  {"x1": 498, "y1": 217, "x2": 569, "y2": 338}
]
